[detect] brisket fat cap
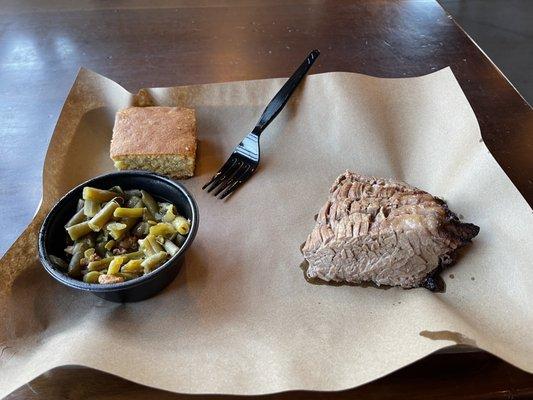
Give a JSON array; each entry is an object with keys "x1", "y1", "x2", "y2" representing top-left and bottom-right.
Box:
[{"x1": 302, "y1": 171, "x2": 479, "y2": 289}]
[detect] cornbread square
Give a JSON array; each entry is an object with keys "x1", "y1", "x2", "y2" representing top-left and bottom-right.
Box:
[{"x1": 110, "y1": 106, "x2": 197, "y2": 178}]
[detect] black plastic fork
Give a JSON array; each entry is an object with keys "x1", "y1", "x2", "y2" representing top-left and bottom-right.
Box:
[{"x1": 202, "y1": 49, "x2": 320, "y2": 199}]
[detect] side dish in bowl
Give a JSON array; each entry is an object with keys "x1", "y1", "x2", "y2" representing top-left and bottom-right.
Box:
[{"x1": 38, "y1": 171, "x2": 199, "y2": 302}]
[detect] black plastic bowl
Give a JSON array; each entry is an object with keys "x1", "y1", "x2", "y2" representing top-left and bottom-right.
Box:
[{"x1": 38, "y1": 171, "x2": 199, "y2": 303}]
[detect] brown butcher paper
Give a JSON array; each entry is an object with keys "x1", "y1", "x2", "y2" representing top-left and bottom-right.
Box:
[{"x1": 0, "y1": 68, "x2": 532, "y2": 397}]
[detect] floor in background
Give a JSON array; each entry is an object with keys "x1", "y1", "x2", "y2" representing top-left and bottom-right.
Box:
[{"x1": 439, "y1": 0, "x2": 532, "y2": 104}]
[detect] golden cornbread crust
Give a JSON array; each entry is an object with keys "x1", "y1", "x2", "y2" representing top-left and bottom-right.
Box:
[{"x1": 110, "y1": 106, "x2": 197, "y2": 178}]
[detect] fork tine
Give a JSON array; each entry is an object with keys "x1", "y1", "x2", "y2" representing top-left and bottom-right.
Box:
[
  {"x1": 219, "y1": 166, "x2": 255, "y2": 199},
  {"x1": 213, "y1": 162, "x2": 246, "y2": 196},
  {"x1": 202, "y1": 158, "x2": 237, "y2": 191},
  {"x1": 206, "y1": 158, "x2": 241, "y2": 193},
  {"x1": 202, "y1": 157, "x2": 235, "y2": 190}
]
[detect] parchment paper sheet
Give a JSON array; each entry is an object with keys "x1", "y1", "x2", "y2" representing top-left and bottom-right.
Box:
[{"x1": 0, "y1": 68, "x2": 532, "y2": 397}]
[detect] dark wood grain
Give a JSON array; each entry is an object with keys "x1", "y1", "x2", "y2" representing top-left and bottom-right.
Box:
[
  {"x1": 6, "y1": 352, "x2": 533, "y2": 400},
  {"x1": 1, "y1": 0, "x2": 532, "y2": 398}
]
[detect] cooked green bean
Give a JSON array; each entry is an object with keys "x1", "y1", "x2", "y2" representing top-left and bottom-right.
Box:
[
  {"x1": 87, "y1": 257, "x2": 113, "y2": 271},
  {"x1": 146, "y1": 234, "x2": 163, "y2": 253},
  {"x1": 163, "y1": 239, "x2": 179, "y2": 256},
  {"x1": 104, "y1": 240, "x2": 116, "y2": 250},
  {"x1": 113, "y1": 207, "x2": 145, "y2": 218},
  {"x1": 132, "y1": 221, "x2": 150, "y2": 237},
  {"x1": 83, "y1": 248, "x2": 95, "y2": 259},
  {"x1": 65, "y1": 208, "x2": 86, "y2": 228},
  {"x1": 83, "y1": 198, "x2": 100, "y2": 218},
  {"x1": 175, "y1": 233, "x2": 187, "y2": 247},
  {"x1": 141, "y1": 190, "x2": 159, "y2": 216},
  {"x1": 107, "y1": 256, "x2": 126, "y2": 275},
  {"x1": 149, "y1": 222, "x2": 176, "y2": 238},
  {"x1": 143, "y1": 208, "x2": 156, "y2": 223},
  {"x1": 88, "y1": 199, "x2": 120, "y2": 232},
  {"x1": 106, "y1": 221, "x2": 127, "y2": 240},
  {"x1": 111, "y1": 199, "x2": 144, "y2": 240},
  {"x1": 83, "y1": 271, "x2": 101, "y2": 283},
  {"x1": 109, "y1": 185, "x2": 124, "y2": 195},
  {"x1": 140, "y1": 237, "x2": 155, "y2": 257},
  {"x1": 83, "y1": 187, "x2": 118, "y2": 202},
  {"x1": 172, "y1": 216, "x2": 190, "y2": 235},
  {"x1": 68, "y1": 248, "x2": 88, "y2": 278},
  {"x1": 85, "y1": 235, "x2": 96, "y2": 248},
  {"x1": 126, "y1": 195, "x2": 142, "y2": 208},
  {"x1": 95, "y1": 240, "x2": 107, "y2": 257},
  {"x1": 123, "y1": 250, "x2": 144, "y2": 260},
  {"x1": 67, "y1": 221, "x2": 92, "y2": 241},
  {"x1": 76, "y1": 199, "x2": 85, "y2": 212},
  {"x1": 141, "y1": 251, "x2": 168, "y2": 274},
  {"x1": 121, "y1": 259, "x2": 143, "y2": 274}
]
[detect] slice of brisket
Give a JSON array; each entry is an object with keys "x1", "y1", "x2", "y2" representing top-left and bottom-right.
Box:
[{"x1": 302, "y1": 171, "x2": 479, "y2": 289}]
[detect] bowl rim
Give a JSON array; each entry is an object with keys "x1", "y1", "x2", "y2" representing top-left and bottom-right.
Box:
[{"x1": 38, "y1": 170, "x2": 199, "y2": 292}]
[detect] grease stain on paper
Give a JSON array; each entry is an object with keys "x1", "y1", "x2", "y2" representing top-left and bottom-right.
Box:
[{"x1": 419, "y1": 330, "x2": 477, "y2": 346}]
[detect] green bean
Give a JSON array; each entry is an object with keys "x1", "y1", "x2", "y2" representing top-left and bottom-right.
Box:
[
  {"x1": 132, "y1": 221, "x2": 150, "y2": 237},
  {"x1": 87, "y1": 257, "x2": 113, "y2": 271},
  {"x1": 141, "y1": 190, "x2": 159, "y2": 216},
  {"x1": 121, "y1": 259, "x2": 143, "y2": 274},
  {"x1": 141, "y1": 251, "x2": 168, "y2": 274},
  {"x1": 50, "y1": 255, "x2": 68, "y2": 271},
  {"x1": 109, "y1": 185, "x2": 124, "y2": 195},
  {"x1": 88, "y1": 199, "x2": 120, "y2": 232},
  {"x1": 139, "y1": 237, "x2": 155, "y2": 257},
  {"x1": 83, "y1": 187, "x2": 117, "y2": 202},
  {"x1": 172, "y1": 216, "x2": 190, "y2": 235},
  {"x1": 83, "y1": 271, "x2": 101, "y2": 283},
  {"x1": 65, "y1": 208, "x2": 86, "y2": 228},
  {"x1": 72, "y1": 239, "x2": 89, "y2": 254},
  {"x1": 104, "y1": 240, "x2": 115, "y2": 250},
  {"x1": 163, "y1": 240, "x2": 179, "y2": 256},
  {"x1": 83, "y1": 198, "x2": 100, "y2": 218},
  {"x1": 106, "y1": 222, "x2": 127, "y2": 240},
  {"x1": 110, "y1": 199, "x2": 144, "y2": 239},
  {"x1": 76, "y1": 199, "x2": 85, "y2": 212},
  {"x1": 162, "y1": 204, "x2": 177, "y2": 222},
  {"x1": 146, "y1": 234, "x2": 163, "y2": 253},
  {"x1": 83, "y1": 248, "x2": 95, "y2": 259},
  {"x1": 123, "y1": 250, "x2": 143, "y2": 260},
  {"x1": 88, "y1": 251, "x2": 143, "y2": 271},
  {"x1": 175, "y1": 233, "x2": 186, "y2": 247},
  {"x1": 83, "y1": 234, "x2": 96, "y2": 248},
  {"x1": 67, "y1": 221, "x2": 92, "y2": 241},
  {"x1": 95, "y1": 240, "x2": 107, "y2": 257},
  {"x1": 126, "y1": 195, "x2": 142, "y2": 208},
  {"x1": 149, "y1": 222, "x2": 176, "y2": 238},
  {"x1": 107, "y1": 256, "x2": 126, "y2": 275},
  {"x1": 113, "y1": 207, "x2": 145, "y2": 218},
  {"x1": 143, "y1": 207, "x2": 156, "y2": 223},
  {"x1": 68, "y1": 248, "x2": 88, "y2": 278}
]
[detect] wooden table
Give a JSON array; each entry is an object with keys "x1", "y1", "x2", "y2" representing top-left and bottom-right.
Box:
[{"x1": 1, "y1": 0, "x2": 532, "y2": 398}]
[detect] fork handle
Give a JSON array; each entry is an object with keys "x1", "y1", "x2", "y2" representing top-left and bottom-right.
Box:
[{"x1": 253, "y1": 49, "x2": 320, "y2": 135}]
